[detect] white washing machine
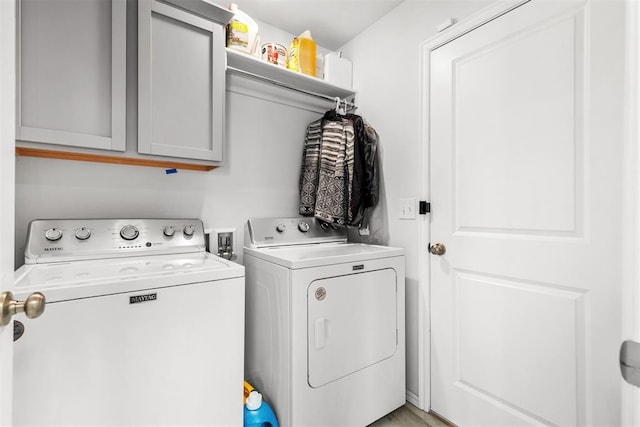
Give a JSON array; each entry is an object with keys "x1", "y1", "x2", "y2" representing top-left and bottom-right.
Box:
[
  {"x1": 243, "y1": 217, "x2": 406, "y2": 427},
  {"x1": 12, "y1": 218, "x2": 245, "y2": 426}
]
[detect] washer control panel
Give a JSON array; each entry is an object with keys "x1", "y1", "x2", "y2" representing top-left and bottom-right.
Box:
[{"x1": 25, "y1": 219, "x2": 206, "y2": 264}]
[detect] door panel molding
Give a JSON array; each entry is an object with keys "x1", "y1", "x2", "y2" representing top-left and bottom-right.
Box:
[
  {"x1": 452, "y1": 269, "x2": 587, "y2": 425},
  {"x1": 451, "y1": 8, "x2": 587, "y2": 238}
]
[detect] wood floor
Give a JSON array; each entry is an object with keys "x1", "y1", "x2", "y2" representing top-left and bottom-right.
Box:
[{"x1": 368, "y1": 404, "x2": 453, "y2": 427}]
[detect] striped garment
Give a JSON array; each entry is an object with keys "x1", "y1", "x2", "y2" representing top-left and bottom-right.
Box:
[
  {"x1": 299, "y1": 119, "x2": 323, "y2": 216},
  {"x1": 313, "y1": 118, "x2": 355, "y2": 225},
  {"x1": 300, "y1": 112, "x2": 369, "y2": 226}
]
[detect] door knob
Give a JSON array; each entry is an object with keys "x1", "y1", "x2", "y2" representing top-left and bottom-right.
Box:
[
  {"x1": 429, "y1": 243, "x2": 446, "y2": 256},
  {"x1": 0, "y1": 291, "x2": 46, "y2": 327}
]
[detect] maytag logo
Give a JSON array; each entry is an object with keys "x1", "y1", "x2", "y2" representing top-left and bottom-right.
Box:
[
  {"x1": 44, "y1": 247, "x2": 63, "y2": 252},
  {"x1": 129, "y1": 293, "x2": 157, "y2": 304}
]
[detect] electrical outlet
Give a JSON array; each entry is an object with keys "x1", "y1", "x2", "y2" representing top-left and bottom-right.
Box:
[
  {"x1": 399, "y1": 198, "x2": 416, "y2": 220},
  {"x1": 211, "y1": 228, "x2": 236, "y2": 259}
]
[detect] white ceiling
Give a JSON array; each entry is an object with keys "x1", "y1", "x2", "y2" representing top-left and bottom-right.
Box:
[{"x1": 231, "y1": 0, "x2": 405, "y2": 50}]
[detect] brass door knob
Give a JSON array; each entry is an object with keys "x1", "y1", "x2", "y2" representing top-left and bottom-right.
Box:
[
  {"x1": 429, "y1": 243, "x2": 446, "y2": 256},
  {"x1": 0, "y1": 291, "x2": 46, "y2": 327}
]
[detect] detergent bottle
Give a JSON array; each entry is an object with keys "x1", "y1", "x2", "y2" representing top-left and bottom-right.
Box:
[
  {"x1": 244, "y1": 390, "x2": 279, "y2": 427},
  {"x1": 287, "y1": 30, "x2": 316, "y2": 77},
  {"x1": 226, "y1": 3, "x2": 260, "y2": 55}
]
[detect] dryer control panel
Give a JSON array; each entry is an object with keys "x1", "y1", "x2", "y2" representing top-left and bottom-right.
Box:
[
  {"x1": 24, "y1": 218, "x2": 206, "y2": 264},
  {"x1": 245, "y1": 217, "x2": 348, "y2": 248}
]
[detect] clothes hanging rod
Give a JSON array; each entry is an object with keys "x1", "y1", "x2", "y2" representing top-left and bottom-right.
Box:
[{"x1": 226, "y1": 66, "x2": 357, "y2": 110}]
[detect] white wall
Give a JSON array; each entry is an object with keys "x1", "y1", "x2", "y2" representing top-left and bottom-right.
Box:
[
  {"x1": 14, "y1": 89, "x2": 319, "y2": 265},
  {"x1": 339, "y1": 0, "x2": 492, "y2": 400}
]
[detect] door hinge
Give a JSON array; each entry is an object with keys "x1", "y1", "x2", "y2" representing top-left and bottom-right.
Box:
[{"x1": 419, "y1": 201, "x2": 430, "y2": 215}]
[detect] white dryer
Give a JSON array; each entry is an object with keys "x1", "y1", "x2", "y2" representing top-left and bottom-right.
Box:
[{"x1": 243, "y1": 217, "x2": 405, "y2": 427}]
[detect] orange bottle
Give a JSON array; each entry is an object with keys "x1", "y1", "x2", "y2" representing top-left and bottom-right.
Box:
[{"x1": 287, "y1": 30, "x2": 316, "y2": 77}]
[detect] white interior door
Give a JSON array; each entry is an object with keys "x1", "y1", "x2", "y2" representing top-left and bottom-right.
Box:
[
  {"x1": 0, "y1": 0, "x2": 16, "y2": 424},
  {"x1": 429, "y1": 1, "x2": 624, "y2": 425}
]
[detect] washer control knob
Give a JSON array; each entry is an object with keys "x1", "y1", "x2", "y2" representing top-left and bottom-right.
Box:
[
  {"x1": 120, "y1": 225, "x2": 139, "y2": 241},
  {"x1": 74, "y1": 227, "x2": 91, "y2": 240},
  {"x1": 276, "y1": 224, "x2": 286, "y2": 233},
  {"x1": 183, "y1": 225, "x2": 195, "y2": 237},
  {"x1": 163, "y1": 226, "x2": 175, "y2": 237},
  {"x1": 298, "y1": 221, "x2": 310, "y2": 233},
  {"x1": 45, "y1": 228, "x2": 63, "y2": 241}
]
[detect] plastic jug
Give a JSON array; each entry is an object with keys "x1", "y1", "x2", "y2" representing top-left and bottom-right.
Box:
[
  {"x1": 227, "y1": 3, "x2": 260, "y2": 55},
  {"x1": 287, "y1": 30, "x2": 316, "y2": 77},
  {"x1": 244, "y1": 390, "x2": 279, "y2": 427}
]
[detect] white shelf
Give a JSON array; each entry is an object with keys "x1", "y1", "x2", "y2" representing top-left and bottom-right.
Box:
[{"x1": 225, "y1": 48, "x2": 356, "y2": 101}]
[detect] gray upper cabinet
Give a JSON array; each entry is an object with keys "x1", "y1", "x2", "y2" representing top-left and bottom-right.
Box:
[
  {"x1": 138, "y1": 0, "x2": 231, "y2": 162},
  {"x1": 17, "y1": 0, "x2": 127, "y2": 151}
]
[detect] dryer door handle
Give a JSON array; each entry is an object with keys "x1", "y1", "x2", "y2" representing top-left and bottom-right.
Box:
[{"x1": 314, "y1": 318, "x2": 327, "y2": 349}]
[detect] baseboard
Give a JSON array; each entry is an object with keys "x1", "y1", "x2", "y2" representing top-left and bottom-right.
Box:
[{"x1": 406, "y1": 390, "x2": 420, "y2": 408}]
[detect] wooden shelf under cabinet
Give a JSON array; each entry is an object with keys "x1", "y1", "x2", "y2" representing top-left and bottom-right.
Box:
[{"x1": 15, "y1": 147, "x2": 218, "y2": 172}]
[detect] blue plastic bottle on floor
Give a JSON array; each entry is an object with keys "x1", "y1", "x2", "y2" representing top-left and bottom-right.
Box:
[{"x1": 244, "y1": 390, "x2": 279, "y2": 427}]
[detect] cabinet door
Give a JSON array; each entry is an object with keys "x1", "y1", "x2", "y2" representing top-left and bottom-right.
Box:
[
  {"x1": 138, "y1": 0, "x2": 225, "y2": 162},
  {"x1": 17, "y1": 0, "x2": 126, "y2": 151}
]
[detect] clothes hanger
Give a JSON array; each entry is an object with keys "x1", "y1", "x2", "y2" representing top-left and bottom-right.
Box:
[{"x1": 333, "y1": 97, "x2": 349, "y2": 115}]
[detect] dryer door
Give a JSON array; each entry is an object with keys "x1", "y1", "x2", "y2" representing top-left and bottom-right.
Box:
[{"x1": 308, "y1": 268, "x2": 397, "y2": 388}]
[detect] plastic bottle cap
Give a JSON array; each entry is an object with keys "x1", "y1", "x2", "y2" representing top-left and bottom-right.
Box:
[{"x1": 246, "y1": 390, "x2": 263, "y2": 410}]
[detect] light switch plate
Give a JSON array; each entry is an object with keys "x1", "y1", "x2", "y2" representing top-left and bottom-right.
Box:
[{"x1": 399, "y1": 198, "x2": 416, "y2": 220}]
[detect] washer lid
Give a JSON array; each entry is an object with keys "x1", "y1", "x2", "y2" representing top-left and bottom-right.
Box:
[
  {"x1": 13, "y1": 252, "x2": 244, "y2": 302},
  {"x1": 244, "y1": 242, "x2": 404, "y2": 269}
]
